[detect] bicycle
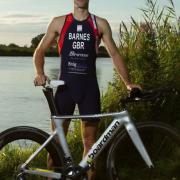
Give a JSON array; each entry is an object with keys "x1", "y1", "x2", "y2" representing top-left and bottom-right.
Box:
[{"x1": 0, "y1": 80, "x2": 179, "y2": 180}]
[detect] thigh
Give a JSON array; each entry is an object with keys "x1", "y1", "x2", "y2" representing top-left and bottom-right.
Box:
[
  {"x1": 78, "y1": 86, "x2": 101, "y2": 121},
  {"x1": 55, "y1": 86, "x2": 75, "y2": 115},
  {"x1": 53, "y1": 86, "x2": 75, "y2": 134},
  {"x1": 79, "y1": 87, "x2": 100, "y2": 141}
]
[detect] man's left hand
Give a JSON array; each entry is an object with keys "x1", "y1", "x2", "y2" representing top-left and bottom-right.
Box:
[{"x1": 126, "y1": 83, "x2": 142, "y2": 91}]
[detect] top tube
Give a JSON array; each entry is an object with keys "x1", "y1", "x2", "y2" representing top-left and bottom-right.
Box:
[{"x1": 52, "y1": 110, "x2": 128, "y2": 120}]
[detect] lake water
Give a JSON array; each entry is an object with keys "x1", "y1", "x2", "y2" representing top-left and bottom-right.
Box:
[{"x1": 0, "y1": 57, "x2": 114, "y2": 133}]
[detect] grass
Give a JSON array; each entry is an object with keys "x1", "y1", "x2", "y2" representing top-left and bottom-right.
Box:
[{"x1": 0, "y1": 144, "x2": 48, "y2": 180}]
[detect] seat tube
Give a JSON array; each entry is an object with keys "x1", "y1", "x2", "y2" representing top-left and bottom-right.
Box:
[{"x1": 53, "y1": 118, "x2": 73, "y2": 165}]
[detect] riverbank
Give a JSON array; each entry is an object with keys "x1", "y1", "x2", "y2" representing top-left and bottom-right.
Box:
[{"x1": 0, "y1": 44, "x2": 110, "y2": 57}]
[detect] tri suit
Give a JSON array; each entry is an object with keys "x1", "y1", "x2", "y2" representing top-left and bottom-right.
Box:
[{"x1": 55, "y1": 13, "x2": 101, "y2": 120}]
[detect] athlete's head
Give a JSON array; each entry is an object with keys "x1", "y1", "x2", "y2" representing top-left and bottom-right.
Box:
[{"x1": 74, "y1": 0, "x2": 89, "y2": 9}]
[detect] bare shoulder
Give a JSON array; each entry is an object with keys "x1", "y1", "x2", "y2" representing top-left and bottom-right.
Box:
[
  {"x1": 48, "y1": 15, "x2": 67, "y2": 34},
  {"x1": 95, "y1": 15, "x2": 111, "y2": 35},
  {"x1": 52, "y1": 15, "x2": 66, "y2": 25},
  {"x1": 95, "y1": 16, "x2": 109, "y2": 25}
]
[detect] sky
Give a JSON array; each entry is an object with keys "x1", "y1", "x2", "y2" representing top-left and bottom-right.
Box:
[{"x1": 0, "y1": 0, "x2": 179, "y2": 46}]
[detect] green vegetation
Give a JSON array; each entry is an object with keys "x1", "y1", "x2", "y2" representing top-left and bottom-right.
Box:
[
  {"x1": 0, "y1": 34, "x2": 109, "y2": 57},
  {"x1": 99, "y1": 0, "x2": 180, "y2": 177},
  {"x1": 0, "y1": 144, "x2": 48, "y2": 180},
  {"x1": 101, "y1": 0, "x2": 180, "y2": 128},
  {"x1": 0, "y1": 42, "x2": 109, "y2": 57}
]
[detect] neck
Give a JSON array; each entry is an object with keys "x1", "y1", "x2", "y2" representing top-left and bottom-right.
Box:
[{"x1": 73, "y1": 7, "x2": 89, "y2": 21}]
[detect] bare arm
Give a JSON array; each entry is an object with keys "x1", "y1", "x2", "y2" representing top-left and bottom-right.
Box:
[
  {"x1": 33, "y1": 17, "x2": 60, "y2": 85},
  {"x1": 98, "y1": 18, "x2": 140, "y2": 90},
  {"x1": 99, "y1": 19, "x2": 131, "y2": 86}
]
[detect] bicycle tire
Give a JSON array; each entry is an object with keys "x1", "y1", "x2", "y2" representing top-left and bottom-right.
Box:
[
  {"x1": 0, "y1": 126, "x2": 64, "y2": 180},
  {"x1": 107, "y1": 121, "x2": 180, "y2": 180}
]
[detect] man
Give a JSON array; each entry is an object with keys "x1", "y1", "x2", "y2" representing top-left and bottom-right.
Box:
[{"x1": 33, "y1": 0, "x2": 140, "y2": 179}]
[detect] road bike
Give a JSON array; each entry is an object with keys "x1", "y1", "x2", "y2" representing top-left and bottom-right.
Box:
[{"x1": 0, "y1": 80, "x2": 179, "y2": 180}]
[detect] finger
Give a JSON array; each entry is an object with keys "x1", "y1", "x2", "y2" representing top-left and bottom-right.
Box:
[
  {"x1": 135, "y1": 85, "x2": 142, "y2": 90},
  {"x1": 34, "y1": 80, "x2": 38, "y2": 86},
  {"x1": 130, "y1": 84, "x2": 142, "y2": 90},
  {"x1": 42, "y1": 75, "x2": 47, "y2": 83},
  {"x1": 39, "y1": 76, "x2": 45, "y2": 85},
  {"x1": 34, "y1": 78, "x2": 42, "y2": 86},
  {"x1": 45, "y1": 75, "x2": 50, "y2": 82},
  {"x1": 126, "y1": 85, "x2": 132, "y2": 91}
]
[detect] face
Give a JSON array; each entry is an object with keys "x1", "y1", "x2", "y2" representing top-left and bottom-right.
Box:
[{"x1": 74, "y1": 0, "x2": 89, "y2": 9}]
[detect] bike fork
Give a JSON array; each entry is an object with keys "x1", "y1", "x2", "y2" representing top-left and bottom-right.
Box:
[{"x1": 123, "y1": 115, "x2": 154, "y2": 168}]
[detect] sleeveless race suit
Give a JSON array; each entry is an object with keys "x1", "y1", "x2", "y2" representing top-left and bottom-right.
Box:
[{"x1": 55, "y1": 13, "x2": 101, "y2": 119}]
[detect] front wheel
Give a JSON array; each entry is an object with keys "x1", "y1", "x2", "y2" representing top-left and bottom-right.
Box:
[
  {"x1": 107, "y1": 121, "x2": 180, "y2": 180},
  {"x1": 0, "y1": 126, "x2": 63, "y2": 180}
]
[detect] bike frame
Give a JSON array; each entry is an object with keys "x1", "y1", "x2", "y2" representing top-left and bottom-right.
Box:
[{"x1": 20, "y1": 110, "x2": 153, "y2": 179}]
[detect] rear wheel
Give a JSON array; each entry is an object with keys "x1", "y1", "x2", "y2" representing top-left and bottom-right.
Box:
[
  {"x1": 0, "y1": 126, "x2": 63, "y2": 180},
  {"x1": 107, "y1": 122, "x2": 180, "y2": 180}
]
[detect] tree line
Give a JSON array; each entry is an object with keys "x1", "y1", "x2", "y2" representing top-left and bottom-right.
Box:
[{"x1": 0, "y1": 34, "x2": 109, "y2": 57}]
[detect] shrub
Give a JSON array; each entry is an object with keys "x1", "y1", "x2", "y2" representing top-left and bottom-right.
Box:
[{"x1": 101, "y1": 0, "x2": 180, "y2": 130}]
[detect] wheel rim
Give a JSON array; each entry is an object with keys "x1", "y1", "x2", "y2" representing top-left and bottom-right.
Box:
[
  {"x1": 0, "y1": 139, "x2": 59, "y2": 180},
  {"x1": 109, "y1": 126, "x2": 180, "y2": 180}
]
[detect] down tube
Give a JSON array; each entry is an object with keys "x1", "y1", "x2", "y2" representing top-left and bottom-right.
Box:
[{"x1": 79, "y1": 118, "x2": 123, "y2": 168}]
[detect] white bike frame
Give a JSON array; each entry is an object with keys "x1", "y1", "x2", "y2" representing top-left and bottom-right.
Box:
[{"x1": 20, "y1": 110, "x2": 153, "y2": 179}]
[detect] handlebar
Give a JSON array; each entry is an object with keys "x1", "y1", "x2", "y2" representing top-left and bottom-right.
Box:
[
  {"x1": 120, "y1": 86, "x2": 178, "y2": 108},
  {"x1": 40, "y1": 79, "x2": 178, "y2": 113}
]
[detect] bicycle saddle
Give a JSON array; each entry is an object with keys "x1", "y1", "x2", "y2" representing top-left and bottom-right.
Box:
[{"x1": 50, "y1": 80, "x2": 65, "y2": 88}]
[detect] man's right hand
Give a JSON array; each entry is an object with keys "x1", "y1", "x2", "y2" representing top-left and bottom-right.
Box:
[{"x1": 34, "y1": 74, "x2": 48, "y2": 86}]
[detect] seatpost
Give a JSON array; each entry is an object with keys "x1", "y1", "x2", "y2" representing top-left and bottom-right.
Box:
[
  {"x1": 42, "y1": 86, "x2": 58, "y2": 116},
  {"x1": 53, "y1": 117, "x2": 73, "y2": 166}
]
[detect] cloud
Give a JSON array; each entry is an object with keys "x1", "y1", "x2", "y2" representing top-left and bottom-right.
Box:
[
  {"x1": 0, "y1": 13, "x2": 124, "y2": 46},
  {"x1": 3, "y1": 14, "x2": 43, "y2": 18},
  {"x1": 0, "y1": 13, "x2": 50, "y2": 25},
  {"x1": 0, "y1": 12, "x2": 51, "y2": 45}
]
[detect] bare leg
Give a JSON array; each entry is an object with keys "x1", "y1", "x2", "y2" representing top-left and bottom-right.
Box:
[{"x1": 81, "y1": 121, "x2": 99, "y2": 180}]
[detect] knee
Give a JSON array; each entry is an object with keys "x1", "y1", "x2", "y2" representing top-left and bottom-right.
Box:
[{"x1": 83, "y1": 136, "x2": 96, "y2": 149}]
